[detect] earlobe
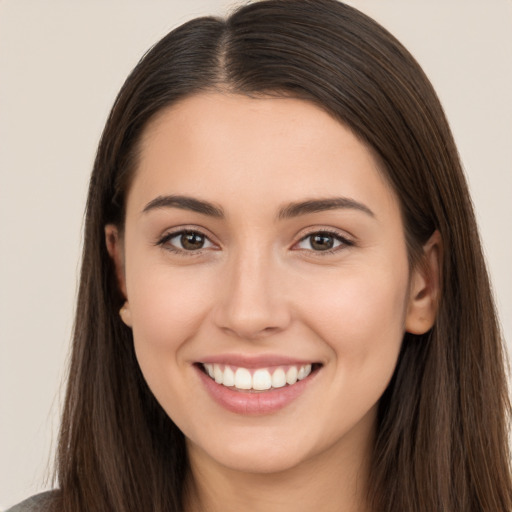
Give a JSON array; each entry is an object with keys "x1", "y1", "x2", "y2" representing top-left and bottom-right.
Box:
[
  {"x1": 405, "y1": 230, "x2": 442, "y2": 335},
  {"x1": 119, "y1": 301, "x2": 133, "y2": 327},
  {"x1": 105, "y1": 224, "x2": 127, "y2": 298}
]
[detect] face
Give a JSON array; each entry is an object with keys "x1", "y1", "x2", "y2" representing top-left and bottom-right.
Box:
[{"x1": 108, "y1": 93, "x2": 436, "y2": 476}]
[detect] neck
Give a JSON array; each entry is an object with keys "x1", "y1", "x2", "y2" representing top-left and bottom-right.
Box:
[{"x1": 183, "y1": 423, "x2": 374, "y2": 512}]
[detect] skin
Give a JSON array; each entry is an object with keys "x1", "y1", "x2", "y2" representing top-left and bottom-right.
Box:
[{"x1": 106, "y1": 93, "x2": 440, "y2": 512}]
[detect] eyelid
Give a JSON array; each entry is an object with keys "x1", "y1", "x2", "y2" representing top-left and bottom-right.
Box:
[
  {"x1": 291, "y1": 227, "x2": 354, "y2": 254},
  {"x1": 156, "y1": 226, "x2": 219, "y2": 254}
]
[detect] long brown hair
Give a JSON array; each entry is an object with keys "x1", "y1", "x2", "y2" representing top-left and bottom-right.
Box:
[{"x1": 52, "y1": 1, "x2": 511, "y2": 510}]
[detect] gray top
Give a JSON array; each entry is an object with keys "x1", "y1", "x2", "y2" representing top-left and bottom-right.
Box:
[{"x1": 5, "y1": 492, "x2": 54, "y2": 512}]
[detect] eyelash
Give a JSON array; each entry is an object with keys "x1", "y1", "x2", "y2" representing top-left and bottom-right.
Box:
[
  {"x1": 294, "y1": 229, "x2": 354, "y2": 255},
  {"x1": 156, "y1": 229, "x2": 215, "y2": 256},
  {"x1": 156, "y1": 228, "x2": 354, "y2": 256}
]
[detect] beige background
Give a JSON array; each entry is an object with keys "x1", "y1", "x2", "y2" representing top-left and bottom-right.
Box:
[{"x1": 1, "y1": 0, "x2": 511, "y2": 508}]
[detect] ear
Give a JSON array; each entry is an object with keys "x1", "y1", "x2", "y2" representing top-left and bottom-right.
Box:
[
  {"x1": 105, "y1": 224, "x2": 133, "y2": 328},
  {"x1": 105, "y1": 224, "x2": 127, "y2": 299},
  {"x1": 119, "y1": 300, "x2": 133, "y2": 328},
  {"x1": 405, "y1": 230, "x2": 442, "y2": 335}
]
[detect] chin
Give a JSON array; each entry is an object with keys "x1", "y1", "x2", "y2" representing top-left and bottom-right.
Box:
[{"x1": 186, "y1": 423, "x2": 333, "y2": 476}]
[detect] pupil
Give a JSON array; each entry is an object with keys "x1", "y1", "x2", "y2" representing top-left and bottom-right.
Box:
[
  {"x1": 311, "y1": 234, "x2": 334, "y2": 250},
  {"x1": 181, "y1": 232, "x2": 204, "y2": 250}
]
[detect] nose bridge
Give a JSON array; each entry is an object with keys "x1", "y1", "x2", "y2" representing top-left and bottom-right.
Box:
[{"x1": 214, "y1": 240, "x2": 290, "y2": 339}]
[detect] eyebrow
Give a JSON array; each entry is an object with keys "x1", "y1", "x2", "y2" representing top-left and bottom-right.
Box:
[
  {"x1": 142, "y1": 195, "x2": 224, "y2": 217},
  {"x1": 142, "y1": 194, "x2": 374, "y2": 219},
  {"x1": 277, "y1": 197, "x2": 374, "y2": 219}
]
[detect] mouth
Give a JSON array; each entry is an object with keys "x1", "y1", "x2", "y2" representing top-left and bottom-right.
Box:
[{"x1": 197, "y1": 362, "x2": 322, "y2": 393}]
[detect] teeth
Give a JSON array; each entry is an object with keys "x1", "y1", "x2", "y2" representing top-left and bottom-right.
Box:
[
  {"x1": 271, "y1": 368, "x2": 286, "y2": 388},
  {"x1": 205, "y1": 363, "x2": 214, "y2": 379},
  {"x1": 223, "y1": 366, "x2": 235, "y2": 387},
  {"x1": 234, "y1": 368, "x2": 252, "y2": 390},
  {"x1": 286, "y1": 366, "x2": 298, "y2": 385},
  {"x1": 253, "y1": 369, "x2": 272, "y2": 390},
  {"x1": 203, "y1": 363, "x2": 313, "y2": 391},
  {"x1": 214, "y1": 364, "x2": 223, "y2": 384}
]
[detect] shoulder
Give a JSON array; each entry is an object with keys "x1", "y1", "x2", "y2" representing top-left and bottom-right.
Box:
[{"x1": 5, "y1": 491, "x2": 56, "y2": 512}]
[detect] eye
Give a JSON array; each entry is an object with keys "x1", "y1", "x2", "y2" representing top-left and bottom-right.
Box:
[
  {"x1": 295, "y1": 231, "x2": 352, "y2": 252},
  {"x1": 158, "y1": 230, "x2": 215, "y2": 252}
]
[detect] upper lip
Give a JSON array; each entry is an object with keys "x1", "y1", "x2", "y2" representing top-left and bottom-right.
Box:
[{"x1": 197, "y1": 353, "x2": 320, "y2": 368}]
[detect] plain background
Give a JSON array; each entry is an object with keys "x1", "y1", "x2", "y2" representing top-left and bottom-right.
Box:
[{"x1": 1, "y1": 0, "x2": 511, "y2": 509}]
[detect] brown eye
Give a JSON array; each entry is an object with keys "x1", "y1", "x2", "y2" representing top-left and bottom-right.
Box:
[
  {"x1": 160, "y1": 230, "x2": 215, "y2": 252},
  {"x1": 310, "y1": 234, "x2": 335, "y2": 250},
  {"x1": 180, "y1": 231, "x2": 206, "y2": 250},
  {"x1": 296, "y1": 231, "x2": 351, "y2": 252}
]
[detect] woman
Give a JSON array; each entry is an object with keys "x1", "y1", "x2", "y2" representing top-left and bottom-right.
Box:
[{"x1": 8, "y1": 0, "x2": 511, "y2": 510}]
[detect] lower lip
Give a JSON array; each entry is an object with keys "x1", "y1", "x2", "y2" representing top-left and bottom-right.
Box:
[{"x1": 195, "y1": 365, "x2": 318, "y2": 415}]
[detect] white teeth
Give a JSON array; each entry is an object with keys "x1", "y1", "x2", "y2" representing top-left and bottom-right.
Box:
[
  {"x1": 202, "y1": 363, "x2": 315, "y2": 391},
  {"x1": 271, "y1": 368, "x2": 286, "y2": 388},
  {"x1": 286, "y1": 366, "x2": 298, "y2": 385},
  {"x1": 253, "y1": 369, "x2": 272, "y2": 390},
  {"x1": 223, "y1": 365, "x2": 235, "y2": 387},
  {"x1": 297, "y1": 364, "x2": 312, "y2": 381},
  {"x1": 214, "y1": 364, "x2": 223, "y2": 384},
  {"x1": 234, "y1": 368, "x2": 252, "y2": 390},
  {"x1": 205, "y1": 363, "x2": 214, "y2": 378}
]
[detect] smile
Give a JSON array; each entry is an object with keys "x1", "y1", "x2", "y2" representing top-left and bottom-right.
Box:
[
  {"x1": 195, "y1": 357, "x2": 322, "y2": 415},
  {"x1": 202, "y1": 363, "x2": 313, "y2": 391}
]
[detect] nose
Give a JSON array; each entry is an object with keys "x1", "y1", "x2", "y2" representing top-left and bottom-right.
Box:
[{"x1": 212, "y1": 247, "x2": 292, "y2": 340}]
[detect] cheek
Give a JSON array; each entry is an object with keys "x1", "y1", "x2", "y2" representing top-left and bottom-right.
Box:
[
  {"x1": 127, "y1": 263, "x2": 215, "y2": 366},
  {"x1": 300, "y1": 263, "x2": 409, "y2": 371},
  {"x1": 297, "y1": 265, "x2": 409, "y2": 438}
]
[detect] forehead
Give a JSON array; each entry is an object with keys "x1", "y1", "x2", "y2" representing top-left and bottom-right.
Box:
[{"x1": 128, "y1": 92, "x2": 399, "y2": 221}]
